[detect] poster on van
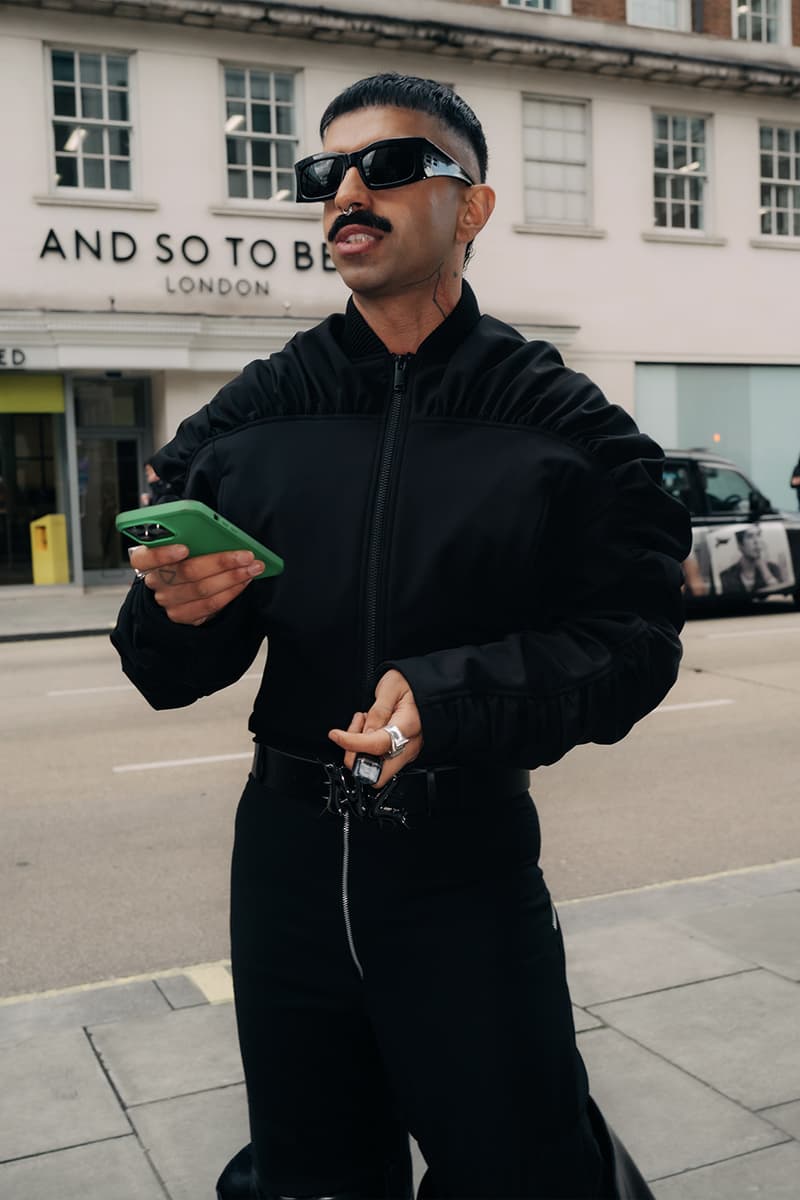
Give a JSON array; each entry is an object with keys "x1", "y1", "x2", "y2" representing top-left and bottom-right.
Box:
[{"x1": 707, "y1": 523, "x2": 794, "y2": 597}]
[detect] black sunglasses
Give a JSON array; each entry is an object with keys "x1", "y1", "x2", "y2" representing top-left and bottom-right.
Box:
[{"x1": 294, "y1": 136, "x2": 475, "y2": 203}]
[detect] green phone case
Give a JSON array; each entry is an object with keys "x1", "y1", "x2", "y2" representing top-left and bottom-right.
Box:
[{"x1": 115, "y1": 499, "x2": 284, "y2": 579}]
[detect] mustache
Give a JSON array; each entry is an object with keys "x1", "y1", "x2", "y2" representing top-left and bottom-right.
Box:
[{"x1": 328, "y1": 211, "x2": 393, "y2": 243}]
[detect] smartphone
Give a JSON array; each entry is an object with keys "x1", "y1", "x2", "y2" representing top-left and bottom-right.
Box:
[{"x1": 115, "y1": 499, "x2": 284, "y2": 579}]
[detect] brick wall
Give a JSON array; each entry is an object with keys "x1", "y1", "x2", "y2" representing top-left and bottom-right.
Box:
[{"x1": 702, "y1": 0, "x2": 732, "y2": 38}]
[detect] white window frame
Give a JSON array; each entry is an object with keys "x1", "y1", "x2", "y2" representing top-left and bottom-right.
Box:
[
  {"x1": 652, "y1": 110, "x2": 710, "y2": 236},
  {"x1": 732, "y1": 0, "x2": 789, "y2": 45},
  {"x1": 758, "y1": 123, "x2": 800, "y2": 238},
  {"x1": 222, "y1": 63, "x2": 299, "y2": 205},
  {"x1": 46, "y1": 45, "x2": 135, "y2": 195},
  {"x1": 521, "y1": 94, "x2": 592, "y2": 228},
  {"x1": 502, "y1": 0, "x2": 573, "y2": 14},
  {"x1": 626, "y1": 0, "x2": 691, "y2": 31}
]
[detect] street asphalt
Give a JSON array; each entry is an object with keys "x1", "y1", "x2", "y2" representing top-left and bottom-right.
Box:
[{"x1": 2, "y1": 585, "x2": 799, "y2": 1198}]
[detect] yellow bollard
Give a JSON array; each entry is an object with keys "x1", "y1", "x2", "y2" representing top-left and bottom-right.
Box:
[{"x1": 30, "y1": 514, "x2": 70, "y2": 585}]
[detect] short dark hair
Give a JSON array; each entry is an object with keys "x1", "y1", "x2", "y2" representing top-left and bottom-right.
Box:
[{"x1": 319, "y1": 73, "x2": 488, "y2": 183}]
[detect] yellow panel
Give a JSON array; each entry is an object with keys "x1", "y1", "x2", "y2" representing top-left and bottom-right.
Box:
[{"x1": 0, "y1": 375, "x2": 65, "y2": 413}]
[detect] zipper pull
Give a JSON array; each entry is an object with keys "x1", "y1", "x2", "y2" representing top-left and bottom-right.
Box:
[{"x1": 393, "y1": 354, "x2": 409, "y2": 393}]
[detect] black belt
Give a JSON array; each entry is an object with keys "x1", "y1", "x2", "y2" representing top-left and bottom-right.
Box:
[{"x1": 251, "y1": 743, "x2": 529, "y2": 819}]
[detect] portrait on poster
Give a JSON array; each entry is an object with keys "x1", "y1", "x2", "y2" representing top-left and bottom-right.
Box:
[{"x1": 708, "y1": 523, "x2": 794, "y2": 596}]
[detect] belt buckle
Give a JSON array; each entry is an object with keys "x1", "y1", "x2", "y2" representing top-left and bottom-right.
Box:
[{"x1": 320, "y1": 762, "x2": 408, "y2": 829}]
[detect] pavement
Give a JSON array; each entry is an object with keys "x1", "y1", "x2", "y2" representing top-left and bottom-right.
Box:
[{"x1": 2, "y1": 586, "x2": 800, "y2": 1198}]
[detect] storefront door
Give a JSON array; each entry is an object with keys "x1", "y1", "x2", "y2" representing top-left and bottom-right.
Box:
[
  {"x1": 77, "y1": 434, "x2": 141, "y2": 579},
  {"x1": 74, "y1": 376, "x2": 150, "y2": 585}
]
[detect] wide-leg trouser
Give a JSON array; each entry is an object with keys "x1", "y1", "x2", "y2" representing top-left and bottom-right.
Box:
[{"x1": 230, "y1": 773, "x2": 613, "y2": 1200}]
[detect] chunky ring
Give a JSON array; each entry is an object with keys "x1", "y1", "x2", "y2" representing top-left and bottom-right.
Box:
[
  {"x1": 133, "y1": 568, "x2": 147, "y2": 580},
  {"x1": 383, "y1": 724, "x2": 410, "y2": 759}
]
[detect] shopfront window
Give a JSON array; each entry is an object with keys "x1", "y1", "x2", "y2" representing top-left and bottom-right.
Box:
[{"x1": 0, "y1": 376, "x2": 68, "y2": 585}]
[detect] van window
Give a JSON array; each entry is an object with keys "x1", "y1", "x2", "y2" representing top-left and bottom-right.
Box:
[
  {"x1": 662, "y1": 460, "x2": 703, "y2": 516},
  {"x1": 699, "y1": 463, "x2": 753, "y2": 516}
]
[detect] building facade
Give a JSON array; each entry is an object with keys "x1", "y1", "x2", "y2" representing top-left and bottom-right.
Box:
[{"x1": 1, "y1": 0, "x2": 798, "y2": 585}]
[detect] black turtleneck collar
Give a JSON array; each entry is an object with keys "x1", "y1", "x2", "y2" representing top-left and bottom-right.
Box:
[{"x1": 341, "y1": 281, "x2": 482, "y2": 363}]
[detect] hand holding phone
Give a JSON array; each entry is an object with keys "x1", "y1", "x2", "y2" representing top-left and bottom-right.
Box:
[{"x1": 117, "y1": 500, "x2": 283, "y2": 625}]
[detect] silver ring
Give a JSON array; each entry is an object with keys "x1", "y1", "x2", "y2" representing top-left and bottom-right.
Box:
[
  {"x1": 133, "y1": 568, "x2": 147, "y2": 580},
  {"x1": 383, "y1": 724, "x2": 409, "y2": 759}
]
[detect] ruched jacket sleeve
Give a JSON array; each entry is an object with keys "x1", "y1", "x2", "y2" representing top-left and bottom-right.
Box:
[{"x1": 383, "y1": 360, "x2": 692, "y2": 771}]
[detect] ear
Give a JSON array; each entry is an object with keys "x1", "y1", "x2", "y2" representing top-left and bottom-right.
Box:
[{"x1": 455, "y1": 184, "x2": 496, "y2": 248}]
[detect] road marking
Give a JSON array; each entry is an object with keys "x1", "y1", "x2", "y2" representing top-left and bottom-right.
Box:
[
  {"x1": 48, "y1": 684, "x2": 133, "y2": 696},
  {"x1": 654, "y1": 699, "x2": 734, "y2": 713},
  {"x1": 185, "y1": 963, "x2": 234, "y2": 1004},
  {"x1": 706, "y1": 626, "x2": 800, "y2": 640},
  {"x1": 113, "y1": 752, "x2": 251, "y2": 773},
  {"x1": 0, "y1": 959, "x2": 233, "y2": 1008},
  {"x1": 49, "y1": 672, "x2": 262, "y2": 697}
]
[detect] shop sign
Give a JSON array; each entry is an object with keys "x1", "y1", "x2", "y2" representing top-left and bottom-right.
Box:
[
  {"x1": 0, "y1": 348, "x2": 26, "y2": 368},
  {"x1": 39, "y1": 227, "x2": 338, "y2": 299}
]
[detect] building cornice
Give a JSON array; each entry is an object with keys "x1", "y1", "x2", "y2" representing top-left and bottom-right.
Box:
[{"x1": 5, "y1": 0, "x2": 800, "y2": 97}]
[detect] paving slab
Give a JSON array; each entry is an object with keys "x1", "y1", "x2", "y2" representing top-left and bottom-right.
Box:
[
  {"x1": 153, "y1": 973, "x2": 209, "y2": 1010},
  {"x1": 676, "y1": 891, "x2": 800, "y2": 981},
  {"x1": 559, "y1": 878, "x2": 745, "y2": 935},
  {"x1": 722, "y1": 859, "x2": 800, "y2": 898},
  {"x1": 760, "y1": 1099, "x2": 800, "y2": 1139},
  {"x1": 0, "y1": 1028, "x2": 129, "y2": 1161},
  {"x1": 89, "y1": 1001, "x2": 243, "y2": 1106},
  {"x1": 578, "y1": 1027, "x2": 782, "y2": 1181},
  {"x1": 0, "y1": 1136, "x2": 165, "y2": 1200},
  {"x1": 651, "y1": 1140, "x2": 800, "y2": 1199},
  {"x1": 573, "y1": 1005, "x2": 603, "y2": 1033},
  {"x1": 0, "y1": 980, "x2": 170, "y2": 1046},
  {"x1": 592, "y1": 969, "x2": 800, "y2": 1110},
  {"x1": 129, "y1": 1083, "x2": 249, "y2": 1200},
  {"x1": 564, "y1": 919, "x2": 752, "y2": 1007}
]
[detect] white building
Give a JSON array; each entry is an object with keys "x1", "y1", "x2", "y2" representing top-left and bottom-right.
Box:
[{"x1": 1, "y1": 0, "x2": 799, "y2": 585}]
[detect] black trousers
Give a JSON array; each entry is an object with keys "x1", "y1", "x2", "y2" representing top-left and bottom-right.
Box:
[{"x1": 230, "y1": 773, "x2": 613, "y2": 1200}]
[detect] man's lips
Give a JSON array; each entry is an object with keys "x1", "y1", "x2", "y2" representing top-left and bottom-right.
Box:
[{"x1": 333, "y1": 224, "x2": 385, "y2": 252}]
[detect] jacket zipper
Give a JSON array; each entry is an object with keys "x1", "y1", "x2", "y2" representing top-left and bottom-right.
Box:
[
  {"x1": 341, "y1": 354, "x2": 411, "y2": 980},
  {"x1": 361, "y1": 353, "x2": 411, "y2": 695}
]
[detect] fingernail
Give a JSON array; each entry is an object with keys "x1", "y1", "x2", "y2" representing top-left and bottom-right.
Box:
[
  {"x1": 247, "y1": 561, "x2": 265, "y2": 576},
  {"x1": 165, "y1": 544, "x2": 188, "y2": 559},
  {"x1": 234, "y1": 552, "x2": 254, "y2": 565}
]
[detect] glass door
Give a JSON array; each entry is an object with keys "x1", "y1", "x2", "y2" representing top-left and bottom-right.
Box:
[{"x1": 77, "y1": 435, "x2": 141, "y2": 579}]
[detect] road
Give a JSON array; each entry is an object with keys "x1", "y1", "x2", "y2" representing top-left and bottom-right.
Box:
[{"x1": 2, "y1": 605, "x2": 800, "y2": 998}]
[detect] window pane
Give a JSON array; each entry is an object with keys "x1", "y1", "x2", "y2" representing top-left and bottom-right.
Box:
[
  {"x1": 654, "y1": 114, "x2": 669, "y2": 140},
  {"x1": 760, "y1": 126, "x2": 774, "y2": 149},
  {"x1": 55, "y1": 155, "x2": 78, "y2": 187},
  {"x1": 79, "y1": 53, "x2": 102, "y2": 84},
  {"x1": 760, "y1": 153, "x2": 773, "y2": 178},
  {"x1": 654, "y1": 174, "x2": 667, "y2": 198},
  {"x1": 228, "y1": 168, "x2": 247, "y2": 198},
  {"x1": 252, "y1": 172, "x2": 271, "y2": 200},
  {"x1": 84, "y1": 126, "x2": 104, "y2": 154},
  {"x1": 83, "y1": 158, "x2": 106, "y2": 188},
  {"x1": 226, "y1": 136, "x2": 247, "y2": 165},
  {"x1": 109, "y1": 160, "x2": 130, "y2": 189},
  {"x1": 671, "y1": 116, "x2": 687, "y2": 141},
  {"x1": 54, "y1": 86, "x2": 77, "y2": 117},
  {"x1": 654, "y1": 142, "x2": 669, "y2": 170},
  {"x1": 108, "y1": 127, "x2": 130, "y2": 156},
  {"x1": 251, "y1": 140, "x2": 270, "y2": 168},
  {"x1": 81, "y1": 87, "x2": 103, "y2": 119},
  {"x1": 52, "y1": 50, "x2": 75, "y2": 82},
  {"x1": 225, "y1": 68, "x2": 246, "y2": 98},
  {"x1": 53, "y1": 122, "x2": 75, "y2": 152},
  {"x1": 276, "y1": 141, "x2": 295, "y2": 168},
  {"x1": 251, "y1": 104, "x2": 271, "y2": 134},
  {"x1": 106, "y1": 56, "x2": 128, "y2": 88},
  {"x1": 673, "y1": 143, "x2": 688, "y2": 170},
  {"x1": 778, "y1": 156, "x2": 791, "y2": 179},
  {"x1": 250, "y1": 72, "x2": 271, "y2": 100},
  {"x1": 108, "y1": 91, "x2": 128, "y2": 122},
  {"x1": 672, "y1": 206, "x2": 686, "y2": 228},
  {"x1": 689, "y1": 205, "x2": 702, "y2": 229},
  {"x1": 777, "y1": 129, "x2": 790, "y2": 152},
  {"x1": 276, "y1": 106, "x2": 294, "y2": 136},
  {"x1": 276, "y1": 170, "x2": 295, "y2": 197},
  {"x1": 275, "y1": 74, "x2": 294, "y2": 102}
]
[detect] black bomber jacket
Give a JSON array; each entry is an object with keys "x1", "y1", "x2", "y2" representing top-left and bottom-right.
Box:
[{"x1": 110, "y1": 283, "x2": 692, "y2": 769}]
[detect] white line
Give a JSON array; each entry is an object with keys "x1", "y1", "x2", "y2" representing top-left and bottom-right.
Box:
[
  {"x1": 654, "y1": 699, "x2": 734, "y2": 713},
  {"x1": 113, "y1": 752, "x2": 251, "y2": 773},
  {"x1": 185, "y1": 963, "x2": 234, "y2": 1005},
  {"x1": 0, "y1": 959, "x2": 232, "y2": 1008},
  {"x1": 48, "y1": 684, "x2": 133, "y2": 696},
  {"x1": 706, "y1": 626, "x2": 800, "y2": 640}
]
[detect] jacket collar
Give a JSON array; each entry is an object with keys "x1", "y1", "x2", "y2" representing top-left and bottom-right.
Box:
[{"x1": 342, "y1": 281, "x2": 481, "y2": 363}]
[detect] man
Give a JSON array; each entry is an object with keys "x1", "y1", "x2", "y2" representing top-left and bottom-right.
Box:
[
  {"x1": 719, "y1": 526, "x2": 783, "y2": 594},
  {"x1": 112, "y1": 74, "x2": 690, "y2": 1199}
]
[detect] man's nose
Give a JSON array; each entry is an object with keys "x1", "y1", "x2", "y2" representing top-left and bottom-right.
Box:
[{"x1": 333, "y1": 164, "x2": 371, "y2": 213}]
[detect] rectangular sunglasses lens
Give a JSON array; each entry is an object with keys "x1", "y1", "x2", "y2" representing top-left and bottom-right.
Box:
[
  {"x1": 362, "y1": 141, "x2": 418, "y2": 187},
  {"x1": 298, "y1": 154, "x2": 343, "y2": 199}
]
